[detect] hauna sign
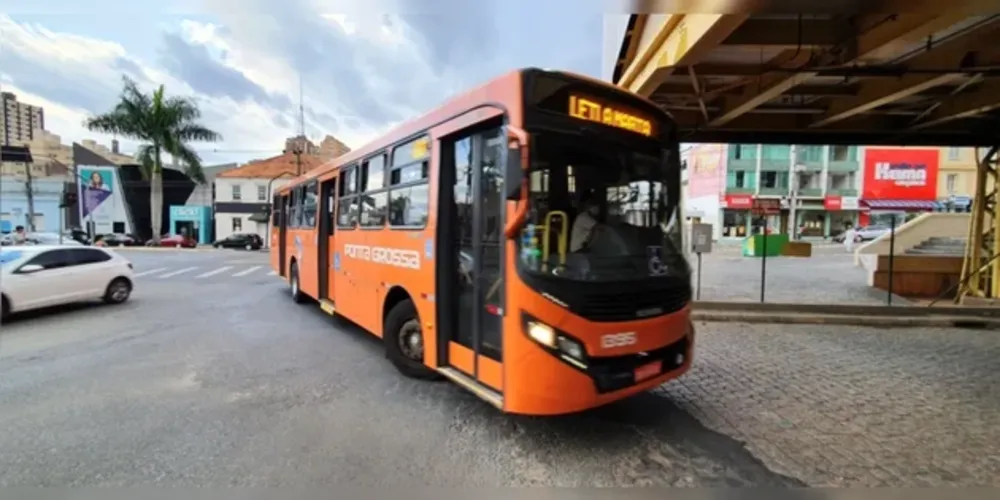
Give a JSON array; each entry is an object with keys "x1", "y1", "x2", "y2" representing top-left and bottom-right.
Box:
[
  {"x1": 863, "y1": 148, "x2": 939, "y2": 201},
  {"x1": 873, "y1": 161, "x2": 927, "y2": 187}
]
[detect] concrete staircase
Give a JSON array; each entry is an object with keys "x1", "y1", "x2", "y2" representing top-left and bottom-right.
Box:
[{"x1": 906, "y1": 237, "x2": 968, "y2": 256}]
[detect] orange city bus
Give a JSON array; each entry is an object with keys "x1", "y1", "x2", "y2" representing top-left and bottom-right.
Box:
[{"x1": 269, "y1": 68, "x2": 693, "y2": 416}]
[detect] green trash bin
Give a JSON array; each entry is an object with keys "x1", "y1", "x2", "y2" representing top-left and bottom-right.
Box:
[{"x1": 742, "y1": 234, "x2": 789, "y2": 257}]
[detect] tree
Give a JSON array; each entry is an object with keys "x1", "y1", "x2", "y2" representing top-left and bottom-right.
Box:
[{"x1": 85, "y1": 75, "x2": 221, "y2": 243}]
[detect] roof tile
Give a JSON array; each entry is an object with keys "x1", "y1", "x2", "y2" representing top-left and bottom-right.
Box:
[{"x1": 216, "y1": 153, "x2": 326, "y2": 179}]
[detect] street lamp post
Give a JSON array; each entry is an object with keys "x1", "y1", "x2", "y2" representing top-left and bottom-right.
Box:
[{"x1": 788, "y1": 145, "x2": 806, "y2": 239}]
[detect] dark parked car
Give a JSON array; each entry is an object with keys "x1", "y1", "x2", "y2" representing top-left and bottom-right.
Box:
[
  {"x1": 213, "y1": 233, "x2": 263, "y2": 250},
  {"x1": 95, "y1": 233, "x2": 141, "y2": 247}
]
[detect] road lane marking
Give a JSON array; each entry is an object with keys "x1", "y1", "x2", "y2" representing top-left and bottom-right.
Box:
[
  {"x1": 195, "y1": 266, "x2": 232, "y2": 278},
  {"x1": 158, "y1": 267, "x2": 198, "y2": 278},
  {"x1": 134, "y1": 267, "x2": 168, "y2": 277},
  {"x1": 232, "y1": 265, "x2": 262, "y2": 277},
  {"x1": 267, "y1": 270, "x2": 277, "y2": 275}
]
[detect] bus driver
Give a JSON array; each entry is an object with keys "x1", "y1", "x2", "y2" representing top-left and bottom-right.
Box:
[{"x1": 570, "y1": 192, "x2": 601, "y2": 252}]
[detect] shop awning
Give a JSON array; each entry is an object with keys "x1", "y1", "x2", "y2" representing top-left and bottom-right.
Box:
[
  {"x1": 861, "y1": 199, "x2": 937, "y2": 210},
  {"x1": 247, "y1": 213, "x2": 269, "y2": 223}
]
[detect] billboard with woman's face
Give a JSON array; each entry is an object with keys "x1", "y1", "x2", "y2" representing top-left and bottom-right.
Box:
[{"x1": 77, "y1": 165, "x2": 131, "y2": 235}]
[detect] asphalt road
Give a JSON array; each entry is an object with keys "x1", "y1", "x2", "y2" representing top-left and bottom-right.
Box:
[{"x1": 0, "y1": 250, "x2": 802, "y2": 487}]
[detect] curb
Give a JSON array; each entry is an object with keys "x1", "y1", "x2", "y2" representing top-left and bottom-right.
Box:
[
  {"x1": 692, "y1": 300, "x2": 1000, "y2": 318},
  {"x1": 692, "y1": 311, "x2": 998, "y2": 329}
]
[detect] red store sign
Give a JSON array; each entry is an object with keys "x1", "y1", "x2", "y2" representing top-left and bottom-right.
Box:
[
  {"x1": 722, "y1": 194, "x2": 753, "y2": 209},
  {"x1": 862, "y1": 148, "x2": 939, "y2": 201},
  {"x1": 824, "y1": 196, "x2": 842, "y2": 210}
]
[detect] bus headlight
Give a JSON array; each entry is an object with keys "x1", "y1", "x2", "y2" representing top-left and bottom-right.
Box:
[
  {"x1": 527, "y1": 321, "x2": 556, "y2": 347},
  {"x1": 524, "y1": 314, "x2": 588, "y2": 368},
  {"x1": 556, "y1": 336, "x2": 585, "y2": 360}
]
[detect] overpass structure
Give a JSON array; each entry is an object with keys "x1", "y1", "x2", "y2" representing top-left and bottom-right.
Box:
[{"x1": 610, "y1": 6, "x2": 1000, "y2": 302}]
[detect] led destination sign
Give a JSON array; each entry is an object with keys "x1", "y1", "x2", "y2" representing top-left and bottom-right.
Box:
[{"x1": 568, "y1": 95, "x2": 654, "y2": 137}]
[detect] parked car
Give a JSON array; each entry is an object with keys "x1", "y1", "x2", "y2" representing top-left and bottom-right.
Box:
[
  {"x1": 832, "y1": 225, "x2": 892, "y2": 243},
  {"x1": 0, "y1": 245, "x2": 135, "y2": 320},
  {"x1": 95, "y1": 233, "x2": 141, "y2": 247},
  {"x1": 145, "y1": 234, "x2": 197, "y2": 248},
  {"x1": 213, "y1": 233, "x2": 263, "y2": 250},
  {"x1": 1, "y1": 232, "x2": 84, "y2": 246}
]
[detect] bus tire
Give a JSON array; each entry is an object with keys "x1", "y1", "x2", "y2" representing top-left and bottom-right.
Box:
[
  {"x1": 384, "y1": 299, "x2": 439, "y2": 380},
  {"x1": 289, "y1": 262, "x2": 306, "y2": 304}
]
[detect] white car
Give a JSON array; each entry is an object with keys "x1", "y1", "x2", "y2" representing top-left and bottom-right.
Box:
[{"x1": 0, "y1": 245, "x2": 135, "y2": 320}]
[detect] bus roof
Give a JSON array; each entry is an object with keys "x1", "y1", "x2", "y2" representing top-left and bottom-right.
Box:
[
  {"x1": 278, "y1": 68, "x2": 533, "y2": 193},
  {"x1": 275, "y1": 67, "x2": 653, "y2": 194}
]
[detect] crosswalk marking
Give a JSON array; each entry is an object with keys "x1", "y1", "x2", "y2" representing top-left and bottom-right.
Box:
[
  {"x1": 158, "y1": 266, "x2": 198, "y2": 278},
  {"x1": 267, "y1": 270, "x2": 277, "y2": 276},
  {"x1": 232, "y1": 265, "x2": 261, "y2": 277},
  {"x1": 134, "y1": 267, "x2": 168, "y2": 277},
  {"x1": 195, "y1": 266, "x2": 232, "y2": 278}
]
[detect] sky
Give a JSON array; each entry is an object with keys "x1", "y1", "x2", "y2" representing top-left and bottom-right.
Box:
[{"x1": 0, "y1": 0, "x2": 632, "y2": 165}]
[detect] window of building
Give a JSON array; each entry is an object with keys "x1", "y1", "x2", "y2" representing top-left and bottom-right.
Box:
[
  {"x1": 829, "y1": 145, "x2": 853, "y2": 162},
  {"x1": 722, "y1": 210, "x2": 748, "y2": 237},
  {"x1": 232, "y1": 217, "x2": 243, "y2": 232},
  {"x1": 948, "y1": 147, "x2": 961, "y2": 161},
  {"x1": 946, "y1": 173, "x2": 958, "y2": 194},
  {"x1": 761, "y1": 171, "x2": 778, "y2": 188},
  {"x1": 232, "y1": 184, "x2": 242, "y2": 201},
  {"x1": 257, "y1": 185, "x2": 267, "y2": 201}
]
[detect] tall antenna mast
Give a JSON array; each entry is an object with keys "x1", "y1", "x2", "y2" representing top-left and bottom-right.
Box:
[
  {"x1": 298, "y1": 72, "x2": 306, "y2": 138},
  {"x1": 294, "y1": 71, "x2": 305, "y2": 175}
]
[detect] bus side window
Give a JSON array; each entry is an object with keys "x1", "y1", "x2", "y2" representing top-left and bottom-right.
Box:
[
  {"x1": 289, "y1": 188, "x2": 301, "y2": 229},
  {"x1": 303, "y1": 180, "x2": 318, "y2": 228},
  {"x1": 388, "y1": 136, "x2": 430, "y2": 228},
  {"x1": 271, "y1": 194, "x2": 280, "y2": 225},
  {"x1": 360, "y1": 154, "x2": 388, "y2": 227},
  {"x1": 326, "y1": 181, "x2": 337, "y2": 233},
  {"x1": 337, "y1": 165, "x2": 359, "y2": 229}
]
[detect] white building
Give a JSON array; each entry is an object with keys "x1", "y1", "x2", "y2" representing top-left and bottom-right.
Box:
[{"x1": 213, "y1": 153, "x2": 322, "y2": 241}]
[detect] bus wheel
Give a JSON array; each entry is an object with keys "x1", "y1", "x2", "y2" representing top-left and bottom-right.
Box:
[
  {"x1": 384, "y1": 300, "x2": 439, "y2": 380},
  {"x1": 289, "y1": 262, "x2": 305, "y2": 304}
]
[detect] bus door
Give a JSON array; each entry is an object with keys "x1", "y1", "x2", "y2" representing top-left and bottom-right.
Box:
[
  {"x1": 440, "y1": 125, "x2": 506, "y2": 388},
  {"x1": 317, "y1": 176, "x2": 337, "y2": 301},
  {"x1": 277, "y1": 193, "x2": 289, "y2": 277}
]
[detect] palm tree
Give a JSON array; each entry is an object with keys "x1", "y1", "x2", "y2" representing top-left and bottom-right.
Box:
[{"x1": 85, "y1": 75, "x2": 222, "y2": 243}]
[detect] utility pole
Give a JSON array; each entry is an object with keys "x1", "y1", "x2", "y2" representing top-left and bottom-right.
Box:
[
  {"x1": 24, "y1": 158, "x2": 36, "y2": 232},
  {"x1": 788, "y1": 145, "x2": 798, "y2": 239}
]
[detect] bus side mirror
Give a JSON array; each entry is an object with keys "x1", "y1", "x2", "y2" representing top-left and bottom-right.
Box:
[
  {"x1": 504, "y1": 143, "x2": 523, "y2": 200},
  {"x1": 504, "y1": 125, "x2": 528, "y2": 201}
]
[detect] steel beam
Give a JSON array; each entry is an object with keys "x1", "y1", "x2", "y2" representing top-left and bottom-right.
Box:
[
  {"x1": 620, "y1": 14, "x2": 749, "y2": 96},
  {"x1": 958, "y1": 145, "x2": 1000, "y2": 303},
  {"x1": 810, "y1": 20, "x2": 1000, "y2": 128},
  {"x1": 910, "y1": 81, "x2": 1000, "y2": 129},
  {"x1": 721, "y1": 18, "x2": 841, "y2": 47},
  {"x1": 708, "y1": 11, "x2": 975, "y2": 127}
]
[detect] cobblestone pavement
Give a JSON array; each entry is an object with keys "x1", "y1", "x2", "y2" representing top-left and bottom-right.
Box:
[
  {"x1": 693, "y1": 251, "x2": 886, "y2": 305},
  {"x1": 657, "y1": 322, "x2": 1000, "y2": 486}
]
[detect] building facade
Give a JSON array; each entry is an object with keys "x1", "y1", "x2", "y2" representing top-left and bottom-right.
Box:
[
  {"x1": 1, "y1": 92, "x2": 44, "y2": 146},
  {"x1": 168, "y1": 205, "x2": 213, "y2": 244},
  {"x1": 0, "y1": 177, "x2": 65, "y2": 233},
  {"x1": 683, "y1": 144, "x2": 863, "y2": 240}
]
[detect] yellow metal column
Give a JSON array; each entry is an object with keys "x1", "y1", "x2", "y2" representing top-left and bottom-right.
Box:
[{"x1": 957, "y1": 145, "x2": 1000, "y2": 303}]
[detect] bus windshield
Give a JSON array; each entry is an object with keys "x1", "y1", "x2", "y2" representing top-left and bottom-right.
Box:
[{"x1": 518, "y1": 131, "x2": 687, "y2": 282}]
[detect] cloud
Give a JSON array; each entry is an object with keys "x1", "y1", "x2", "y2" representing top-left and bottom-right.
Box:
[{"x1": 0, "y1": 0, "x2": 606, "y2": 165}]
